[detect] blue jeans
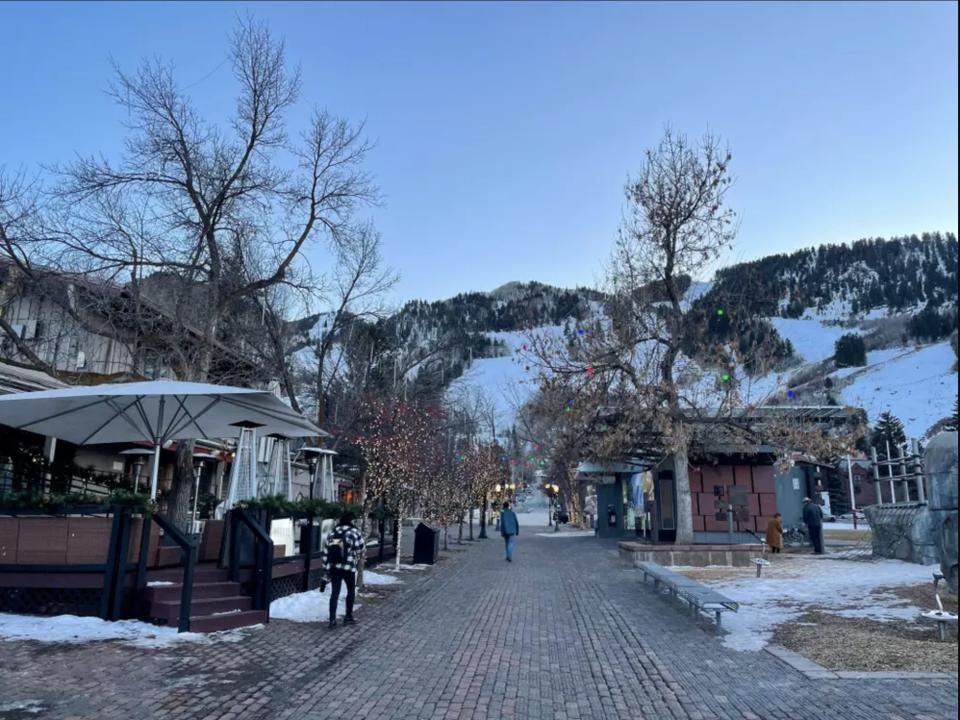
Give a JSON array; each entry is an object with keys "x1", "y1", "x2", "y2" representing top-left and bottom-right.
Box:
[{"x1": 503, "y1": 534, "x2": 515, "y2": 559}]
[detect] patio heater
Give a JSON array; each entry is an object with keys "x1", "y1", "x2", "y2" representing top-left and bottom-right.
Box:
[
  {"x1": 261, "y1": 434, "x2": 294, "y2": 499},
  {"x1": 191, "y1": 452, "x2": 219, "y2": 533},
  {"x1": 223, "y1": 420, "x2": 265, "y2": 510},
  {"x1": 118, "y1": 447, "x2": 155, "y2": 494},
  {"x1": 300, "y1": 447, "x2": 337, "y2": 501}
]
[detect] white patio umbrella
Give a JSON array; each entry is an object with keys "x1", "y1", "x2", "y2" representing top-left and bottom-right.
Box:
[{"x1": 0, "y1": 380, "x2": 324, "y2": 498}]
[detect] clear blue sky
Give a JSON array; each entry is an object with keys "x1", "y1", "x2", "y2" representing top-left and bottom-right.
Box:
[{"x1": 2, "y1": 1, "x2": 957, "y2": 304}]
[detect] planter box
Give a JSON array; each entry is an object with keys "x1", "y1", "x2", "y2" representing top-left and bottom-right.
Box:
[
  {"x1": 66, "y1": 517, "x2": 113, "y2": 564},
  {"x1": 199, "y1": 519, "x2": 224, "y2": 563},
  {"x1": 1, "y1": 516, "x2": 160, "y2": 566},
  {"x1": 0, "y1": 517, "x2": 18, "y2": 563},
  {"x1": 127, "y1": 518, "x2": 161, "y2": 566},
  {"x1": 17, "y1": 518, "x2": 70, "y2": 564}
]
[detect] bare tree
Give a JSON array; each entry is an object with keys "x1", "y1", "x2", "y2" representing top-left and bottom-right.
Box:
[
  {"x1": 311, "y1": 224, "x2": 398, "y2": 425},
  {"x1": 11, "y1": 18, "x2": 377, "y2": 526},
  {"x1": 523, "y1": 129, "x2": 737, "y2": 543}
]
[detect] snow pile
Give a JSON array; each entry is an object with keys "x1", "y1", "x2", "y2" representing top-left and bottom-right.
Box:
[
  {"x1": 270, "y1": 586, "x2": 358, "y2": 623},
  {"x1": 362, "y1": 570, "x2": 400, "y2": 586},
  {"x1": 683, "y1": 557, "x2": 936, "y2": 652},
  {"x1": 0, "y1": 613, "x2": 255, "y2": 647}
]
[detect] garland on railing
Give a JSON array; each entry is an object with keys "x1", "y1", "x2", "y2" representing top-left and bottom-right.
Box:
[
  {"x1": 0, "y1": 489, "x2": 155, "y2": 514},
  {"x1": 238, "y1": 495, "x2": 362, "y2": 520}
]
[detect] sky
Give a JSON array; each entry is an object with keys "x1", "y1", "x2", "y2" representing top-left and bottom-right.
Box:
[{"x1": 1, "y1": 1, "x2": 957, "y2": 305}]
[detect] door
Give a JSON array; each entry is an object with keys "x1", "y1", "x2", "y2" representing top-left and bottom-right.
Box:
[
  {"x1": 596, "y1": 482, "x2": 623, "y2": 538},
  {"x1": 656, "y1": 470, "x2": 677, "y2": 543}
]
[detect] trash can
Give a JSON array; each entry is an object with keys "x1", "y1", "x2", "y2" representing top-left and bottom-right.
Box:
[{"x1": 413, "y1": 522, "x2": 440, "y2": 565}]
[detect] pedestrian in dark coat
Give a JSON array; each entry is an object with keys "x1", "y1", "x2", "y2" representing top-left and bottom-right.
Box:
[
  {"x1": 499, "y1": 502, "x2": 520, "y2": 562},
  {"x1": 802, "y1": 498, "x2": 824, "y2": 554},
  {"x1": 321, "y1": 512, "x2": 365, "y2": 628}
]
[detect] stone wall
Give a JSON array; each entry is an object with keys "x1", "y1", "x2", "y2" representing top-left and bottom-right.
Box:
[
  {"x1": 863, "y1": 503, "x2": 939, "y2": 565},
  {"x1": 618, "y1": 541, "x2": 764, "y2": 567},
  {"x1": 925, "y1": 432, "x2": 958, "y2": 593}
]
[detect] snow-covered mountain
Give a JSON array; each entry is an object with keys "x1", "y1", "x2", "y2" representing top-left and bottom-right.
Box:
[
  {"x1": 444, "y1": 234, "x2": 958, "y2": 438},
  {"x1": 290, "y1": 233, "x2": 958, "y2": 439}
]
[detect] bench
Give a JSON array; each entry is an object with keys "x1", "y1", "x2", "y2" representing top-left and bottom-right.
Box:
[{"x1": 636, "y1": 561, "x2": 739, "y2": 633}]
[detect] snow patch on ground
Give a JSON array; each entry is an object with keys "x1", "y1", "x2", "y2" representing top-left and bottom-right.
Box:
[
  {"x1": 0, "y1": 700, "x2": 46, "y2": 715},
  {"x1": 0, "y1": 613, "x2": 257, "y2": 647},
  {"x1": 270, "y1": 586, "x2": 358, "y2": 623},
  {"x1": 516, "y1": 508, "x2": 551, "y2": 527},
  {"x1": 363, "y1": 570, "x2": 400, "y2": 586},
  {"x1": 535, "y1": 530, "x2": 595, "y2": 538},
  {"x1": 682, "y1": 557, "x2": 936, "y2": 652}
]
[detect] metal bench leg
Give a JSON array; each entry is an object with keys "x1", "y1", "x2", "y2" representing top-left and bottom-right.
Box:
[{"x1": 715, "y1": 610, "x2": 723, "y2": 633}]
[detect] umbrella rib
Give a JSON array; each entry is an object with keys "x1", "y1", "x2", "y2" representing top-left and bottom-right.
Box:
[
  {"x1": 159, "y1": 398, "x2": 188, "y2": 443},
  {"x1": 131, "y1": 398, "x2": 157, "y2": 439},
  {"x1": 104, "y1": 396, "x2": 152, "y2": 438},
  {"x1": 164, "y1": 396, "x2": 219, "y2": 441},
  {"x1": 14, "y1": 397, "x2": 112, "y2": 431},
  {"x1": 218, "y1": 396, "x2": 318, "y2": 430},
  {"x1": 79, "y1": 397, "x2": 147, "y2": 446}
]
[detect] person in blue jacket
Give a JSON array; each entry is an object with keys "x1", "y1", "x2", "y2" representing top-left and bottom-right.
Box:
[{"x1": 500, "y1": 501, "x2": 520, "y2": 562}]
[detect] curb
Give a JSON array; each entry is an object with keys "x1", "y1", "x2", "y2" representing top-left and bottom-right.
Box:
[{"x1": 765, "y1": 645, "x2": 958, "y2": 681}]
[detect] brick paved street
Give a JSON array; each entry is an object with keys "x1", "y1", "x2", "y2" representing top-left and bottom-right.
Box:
[{"x1": 1, "y1": 529, "x2": 956, "y2": 720}]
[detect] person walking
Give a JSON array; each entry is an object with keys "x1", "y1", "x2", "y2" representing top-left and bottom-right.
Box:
[
  {"x1": 321, "y1": 512, "x2": 365, "y2": 628},
  {"x1": 499, "y1": 501, "x2": 520, "y2": 562},
  {"x1": 766, "y1": 513, "x2": 784, "y2": 554},
  {"x1": 802, "y1": 498, "x2": 824, "y2": 554}
]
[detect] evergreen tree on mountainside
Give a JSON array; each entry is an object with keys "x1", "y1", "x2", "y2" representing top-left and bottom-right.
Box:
[
  {"x1": 834, "y1": 333, "x2": 867, "y2": 368},
  {"x1": 691, "y1": 232, "x2": 957, "y2": 320},
  {"x1": 871, "y1": 412, "x2": 908, "y2": 458},
  {"x1": 909, "y1": 303, "x2": 959, "y2": 342}
]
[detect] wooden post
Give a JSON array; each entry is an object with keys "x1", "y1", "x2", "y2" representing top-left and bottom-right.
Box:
[{"x1": 871, "y1": 447, "x2": 883, "y2": 505}]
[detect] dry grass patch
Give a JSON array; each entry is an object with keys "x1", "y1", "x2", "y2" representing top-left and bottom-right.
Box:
[{"x1": 772, "y1": 584, "x2": 959, "y2": 674}]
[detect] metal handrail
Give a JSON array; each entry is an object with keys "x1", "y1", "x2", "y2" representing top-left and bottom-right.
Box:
[
  {"x1": 151, "y1": 512, "x2": 197, "y2": 633},
  {"x1": 228, "y1": 508, "x2": 274, "y2": 618}
]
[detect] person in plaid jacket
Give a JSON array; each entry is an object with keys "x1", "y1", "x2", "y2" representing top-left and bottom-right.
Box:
[{"x1": 321, "y1": 512, "x2": 365, "y2": 628}]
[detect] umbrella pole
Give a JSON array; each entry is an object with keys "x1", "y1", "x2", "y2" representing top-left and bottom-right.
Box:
[
  {"x1": 192, "y1": 463, "x2": 202, "y2": 531},
  {"x1": 149, "y1": 442, "x2": 162, "y2": 499}
]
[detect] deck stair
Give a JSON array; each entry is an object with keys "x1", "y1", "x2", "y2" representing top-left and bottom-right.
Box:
[{"x1": 144, "y1": 563, "x2": 265, "y2": 632}]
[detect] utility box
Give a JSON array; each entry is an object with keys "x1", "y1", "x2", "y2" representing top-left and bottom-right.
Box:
[{"x1": 413, "y1": 522, "x2": 440, "y2": 565}]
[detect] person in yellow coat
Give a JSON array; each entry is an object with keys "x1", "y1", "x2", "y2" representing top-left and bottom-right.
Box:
[{"x1": 766, "y1": 513, "x2": 784, "y2": 554}]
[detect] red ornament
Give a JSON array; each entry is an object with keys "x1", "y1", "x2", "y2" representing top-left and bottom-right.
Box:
[{"x1": 586, "y1": 366, "x2": 594, "y2": 375}]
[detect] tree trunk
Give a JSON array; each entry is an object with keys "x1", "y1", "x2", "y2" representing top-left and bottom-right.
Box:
[
  {"x1": 167, "y1": 441, "x2": 195, "y2": 530},
  {"x1": 673, "y1": 442, "x2": 694, "y2": 544},
  {"x1": 468, "y1": 507, "x2": 474, "y2": 541},
  {"x1": 443, "y1": 526, "x2": 448, "y2": 551},
  {"x1": 394, "y1": 512, "x2": 404, "y2": 570},
  {"x1": 458, "y1": 513, "x2": 464, "y2": 544}
]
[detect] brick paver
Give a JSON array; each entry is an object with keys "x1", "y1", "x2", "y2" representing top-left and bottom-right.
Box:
[{"x1": 0, "y1": 530, "x2": 956, "y2": 719}]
